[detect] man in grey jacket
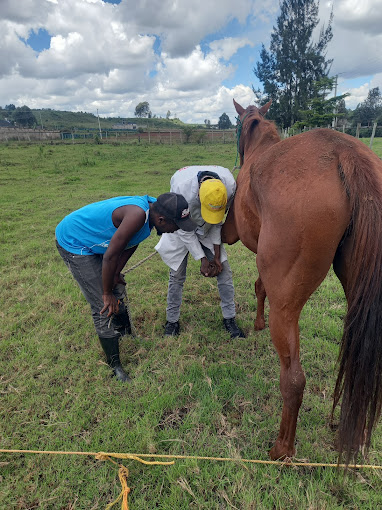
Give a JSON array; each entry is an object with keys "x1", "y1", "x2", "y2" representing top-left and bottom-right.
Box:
[{"x1": 155, "y1": 165, "x2": 245, "y2": 338}]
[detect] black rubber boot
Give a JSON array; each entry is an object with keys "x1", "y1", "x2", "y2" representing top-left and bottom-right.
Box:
[
  {"x1": 223, "y1": 318, "x2": 246, "y2": 338},
  {"x1": 98, "y1": 336, "x2": 130, "y2": 382},
  {"x1": 112, "y1": 309, "x2": 132, "y2": 336},
  {"x1": 164, "y1": 321, "x2": 180, "y2": 336}
]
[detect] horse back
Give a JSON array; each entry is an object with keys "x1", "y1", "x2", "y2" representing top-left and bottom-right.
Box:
[{"x1": 251, "y1": 129, "x2": 382, "y2": 229}]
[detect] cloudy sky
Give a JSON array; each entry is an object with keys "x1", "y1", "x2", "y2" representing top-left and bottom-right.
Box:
[{"x1": 1, "y1": 0, "x2": 382, "y2": 124}]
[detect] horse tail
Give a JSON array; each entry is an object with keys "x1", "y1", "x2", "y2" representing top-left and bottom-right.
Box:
[{"x1": 333, "y1": 147, "x2": 382, "y2": 463}]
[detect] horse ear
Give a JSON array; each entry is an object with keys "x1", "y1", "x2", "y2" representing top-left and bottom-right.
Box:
[
  {"x1": 259, "y1": 100, "x2": 272, "y2": 116},
  {"x1": 233, "y1": 99, "x2": 245, "y2": 116}
]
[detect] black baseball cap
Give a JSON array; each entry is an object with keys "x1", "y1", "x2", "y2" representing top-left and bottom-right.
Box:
[{"x1": 156, "y1": 192, "x2": 196, "y2": 231}]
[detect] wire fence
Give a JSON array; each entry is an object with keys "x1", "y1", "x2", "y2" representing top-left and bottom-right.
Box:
[
  {"x1": 283, "y1": 122, "x2": 381, "y2": 149},
  {"x1": 0, "y1": 126, "x2": 237, "y2": 144}
]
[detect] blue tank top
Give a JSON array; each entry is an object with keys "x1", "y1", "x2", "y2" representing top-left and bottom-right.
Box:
[{"x1": 55, "y1": 195, "x2": 156, "y2": 255}]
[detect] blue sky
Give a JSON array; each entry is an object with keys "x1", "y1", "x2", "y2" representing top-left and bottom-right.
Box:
[{"x1": 1, "y1": 0, "x2": 381, "y2": 123}]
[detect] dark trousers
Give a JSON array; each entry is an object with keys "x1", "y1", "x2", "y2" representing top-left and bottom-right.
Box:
[{"x1": 56, "y1": 241, "x2": 126, "y2": 339}]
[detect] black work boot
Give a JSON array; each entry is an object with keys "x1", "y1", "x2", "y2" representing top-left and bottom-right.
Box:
[
  {"x1": 223, "y1": 318, "x2": 246, "y2": 338},
  {"x1": 112, "y1": 309, "x2": 132, "y2": 336},
  {"x1": 164, "y1": 321, "x2": 180, "y2": 336},
  {"x1": 98, "y1": 336, "x2": 130, "y2": 382}
]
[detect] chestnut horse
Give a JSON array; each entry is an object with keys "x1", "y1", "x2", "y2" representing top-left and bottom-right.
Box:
[{"x1": 222, "y1": 99, "x2": 382, "y2": 463}]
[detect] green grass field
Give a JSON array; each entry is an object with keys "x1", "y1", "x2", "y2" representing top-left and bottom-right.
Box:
[{"x1": 1, "y1": 138, "x2": 382, "y2": 509}]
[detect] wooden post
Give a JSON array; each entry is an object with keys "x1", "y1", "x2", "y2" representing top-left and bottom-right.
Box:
[
  {"x1": 369, "y1": 122, "x2": 377, "y2": 149},
  {"x1": 356, "y1": 123, "x2": 361, "y2": 138}
]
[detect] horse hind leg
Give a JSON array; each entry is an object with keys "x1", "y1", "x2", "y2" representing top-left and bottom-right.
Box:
[
  {"x1": 254, "y1": 277, "x2": 266, "y2": 330},
  {"x1": 257, "y1": 250, "x2": 335, "y2": 460},
  {"x1": 267, "y1": 306, "x2": 306, "y2": 460}
]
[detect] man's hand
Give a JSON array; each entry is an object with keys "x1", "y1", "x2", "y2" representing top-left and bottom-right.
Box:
[
  {"x1": 213, "y1": 256, "x2": 223, "y2": 275},
  {"x1": 200, "y1": 257, "x2": 210, "y2": 277},
  {"x1": 200, "y1": 258, "x2": 221, "y2": 277},
  {"x1": 206, "y1": 262, "x2": 219, "y2": 277},
  {"x1": 101, "y1": 294, "x2": 119, "y2": 317}
]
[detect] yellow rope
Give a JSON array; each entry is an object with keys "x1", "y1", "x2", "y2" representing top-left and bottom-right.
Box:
[
  {"x1": 96, "y1": 453, "x2": 174, "y2": 509},
  {"x1": 1, "y1": 448, "x2": 382, "y2": 509},
  {"x1": 1, "y1": 447, "x2": 381, "y2": 469}
]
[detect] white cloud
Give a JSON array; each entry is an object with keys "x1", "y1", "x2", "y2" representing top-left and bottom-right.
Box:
[
  {"x1": 334, "y1": 0, "x2": 382, "y2": 35},
  {"x1": 209, "y1": 37, "x2": 253, "y2": 61},
  {"x1": 156, "y1": 46, "x2": 234, "y2": 94},
  {"x1": 1, "y1": 0, "x2": 382, "y2": 123},
  {"x1": 343, "y1": 82, "x2": 371, "y2": 109},
  {"x1": 0, "y1": 0, "x2": 54, "y2": 23},
  {"x1": 318, "y1": 0, "x2": 382, "y2": 103},
  {"x1": 119, "y1": 0, "x2": 254, "y2": 57}
]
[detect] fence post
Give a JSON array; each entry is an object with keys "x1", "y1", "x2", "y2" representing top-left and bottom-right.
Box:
[
  {"x1": 369, "y1": 122, "x2": 377, "y2": 149},
  {"x1": 356, "y1": 123, "x2": 361, "y2": 138}
]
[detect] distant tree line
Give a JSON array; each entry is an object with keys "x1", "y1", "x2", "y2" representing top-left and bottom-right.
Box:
[{"x1": 0, "y1": 104, "x2": 37, "y2": 127}]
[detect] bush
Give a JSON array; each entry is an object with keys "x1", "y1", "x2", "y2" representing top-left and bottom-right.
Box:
[
  {"x1": 182, "y1": 126, "x2": 194, "y2": 143},
  {"x1": 344, "y1": 126, "x2": 382, "y2": 138}
]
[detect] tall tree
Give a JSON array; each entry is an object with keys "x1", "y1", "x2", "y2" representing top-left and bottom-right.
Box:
[
  {"x1": 12, "y1": 106, "x2": 37, "y2": 127},
  {"x1": 134, "y1": 101, "x2": 151, "y2": 118},
  {"x1": 293, "y1": 77, "x2": 349, "y2": 129},
  {"x1": 218, "y1": 113, "x2": 232, "y2": 130},
  {"x1": 352, "y1": 87, "x2": 382, "y2": 127},
  {"x1": 254, "y1": 0, "x2": 333, "y2": 128}
]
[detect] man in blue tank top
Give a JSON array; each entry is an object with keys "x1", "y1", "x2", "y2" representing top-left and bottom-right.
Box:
[{"x1": 56, "y1": 193, "x2": 195, "y2": 382}]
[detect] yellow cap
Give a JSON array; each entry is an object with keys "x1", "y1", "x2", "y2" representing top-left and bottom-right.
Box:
[{"x1": 199, "y1": 179, "x2": 227, "y2": 224}]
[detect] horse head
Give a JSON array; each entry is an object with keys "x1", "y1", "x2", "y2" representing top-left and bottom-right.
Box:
[{"x1": 233, "y1": 99, "x2": 273, "y2": 166}]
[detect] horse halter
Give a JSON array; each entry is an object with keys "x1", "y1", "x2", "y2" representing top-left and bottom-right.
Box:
[{"x1": 235, "y1": 111, "x2": 252, "y2": 166}]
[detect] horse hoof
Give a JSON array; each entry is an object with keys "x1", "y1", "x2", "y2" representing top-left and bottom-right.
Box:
[
  {"x1": 269, "y1": 444, "x2": 295, "y2": 461},
  {"x1": 254, "y1": 319, "x2": 266, "y2": 331}
]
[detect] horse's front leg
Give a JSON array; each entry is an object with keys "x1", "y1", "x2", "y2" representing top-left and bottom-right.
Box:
[
  {"x1": 221, "y1": 205, "x2": 239, "y2": 245},
  {"x1": 254, "y1": 277, "x2": 266, "y2": 330}
]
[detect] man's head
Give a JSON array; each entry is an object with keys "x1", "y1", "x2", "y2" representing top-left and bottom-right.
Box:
[
  {"x1": 150, "y1": 192, "x2": 196, "y2": 234},
  {"x1": 199, "y1": 179, "x2": 227, "y2": 224}
]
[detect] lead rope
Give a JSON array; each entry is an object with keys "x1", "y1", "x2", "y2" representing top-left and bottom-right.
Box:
[
  {"x1": 122, "y1": 251, "x2": 159, "y2": 337},
  {"x1": 107, "y1": 251, "x2": 159, "y2": 337}
]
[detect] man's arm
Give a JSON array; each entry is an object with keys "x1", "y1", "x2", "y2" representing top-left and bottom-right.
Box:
[
  {"x1": 101, "y1": 206, "x2": 145, "y2": 317},
  {"x1": 113, "y1": 245, "x2": 138, "y2": 286}
]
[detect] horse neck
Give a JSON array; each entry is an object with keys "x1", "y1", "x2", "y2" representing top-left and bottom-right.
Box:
[{"x1": 243, "y1": 122, "x2": 280, "y2": 165}]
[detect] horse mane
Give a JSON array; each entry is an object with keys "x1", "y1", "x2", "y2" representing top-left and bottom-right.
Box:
[{"x1": 239, "y1": 106, "x2": 280, "y2": 160}]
